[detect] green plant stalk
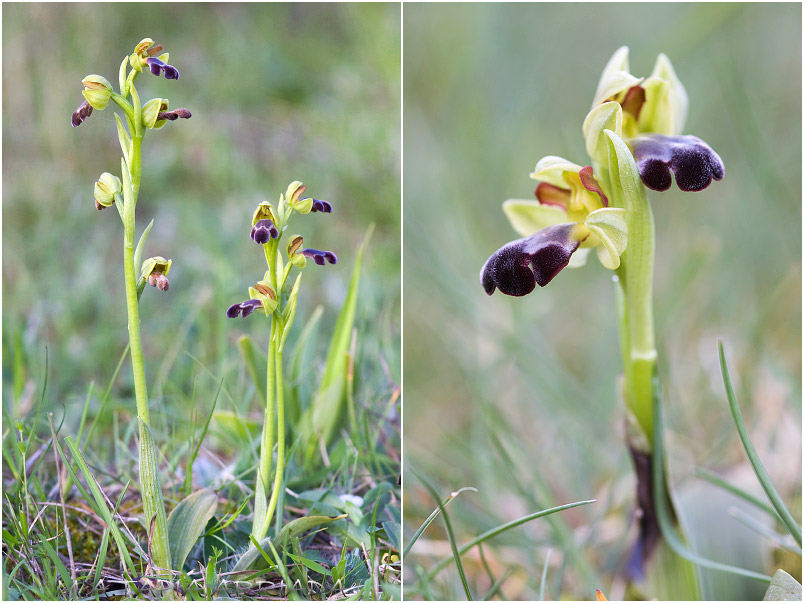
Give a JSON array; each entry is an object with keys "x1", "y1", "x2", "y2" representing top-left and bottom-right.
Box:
[
  {"x1": 253, "y1": 237, "x2": 288, "y2": 541},
  {"x1": 123, "y1": 133, "x2": 149, "y2": 424},
  {"x1": 267, "y1": 344, "x2": 286, "y2": 534},
  {"x1": 115, "y1": 76, "x2": 170, "y2": 571},
  {"x1": 604, "y1": 131, "x2": 657, "y2": 449}
]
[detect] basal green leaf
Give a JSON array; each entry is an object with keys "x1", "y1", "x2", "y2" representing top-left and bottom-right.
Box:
[
  {"x1": 166, "y1": 488, "x2": 218, "y2": 570},
  {"x1": 138, "y1": 420, "x2": 171, "y2": 572}
]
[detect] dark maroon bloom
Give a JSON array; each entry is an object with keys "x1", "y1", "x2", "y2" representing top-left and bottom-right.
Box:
[
  {"x1": 145, "y1": 57, "x2": 180, "y2": 80},
  {"x1": 480, "y1": 223, "x2": 584, "y2": 296},
  {"x1": 157, "y1": 108, "x2": 192, "y2": 121},
  {"x1": 71, "y1": 100, "x2": 93, "y2": 127},
  {"x1": 301, "y1": 249, "x2": 338, "y2": 266},
  {"x1": 148, "y1": 272, "x2": 170, "y2": 291},
  {"x1": 630, "y1": 134, "x2": 724, "y2": 192},
  {"x1": 226, "y1": 298, "x2": 262, "y2": 318},
  {"x1": 311, "y1": 199, "x2": 333, "y2": 213},
  {"x1": 251, "y1": 219, "x2": 280, "y2": 244}
]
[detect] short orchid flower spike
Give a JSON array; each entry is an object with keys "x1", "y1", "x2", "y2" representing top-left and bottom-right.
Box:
[{"x1": 482, "y1": 46, "x2": 724, "y2": 299}]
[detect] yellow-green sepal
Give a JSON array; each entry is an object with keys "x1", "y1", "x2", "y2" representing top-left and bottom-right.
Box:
[
  {"x1": 141, "y1": 256, "x2": 172, "y2": 280},
  {"x1": 591, "y1": 46, "x2": 643, "y2": 107},
  {"x1": 638, "y1": 54, "x2": 688, "y2": 136},
  {"x1": 130, "y1": 38, "x2": 154, "y2": 72},
  {"x1": 81, "y1": 74, "x2": 112, "y2": 110},
  {"x1": 529, "y1": 155, "x2": 584, "y2": 185},
  {"x1": 248, "y1": 284, "x2": 278, "y2": 316},
  {"x1": 286, "y1": 181, "x2": 314, "y2": 214},
  {"x1": 287, "y1": 235, "x2": 306, "y2": 268},
  {"x1": 142, "y1": 98, "x2": 168, "y2": 129},
  {"x1": 583, "y1": 101, "x2": 623, "y2": 165},
  {"x1": 502, "y1": 199, "x2": 567, "y2": 237},
  {"x1": 251, "y1": 201, "x2": 278, "y2": 227},
  {"x1": 94, "y1": 172, "x2": 122, "y2": 208},
  {"x1": 583, "y1": 207, "x2": 628, "y2": 269}
]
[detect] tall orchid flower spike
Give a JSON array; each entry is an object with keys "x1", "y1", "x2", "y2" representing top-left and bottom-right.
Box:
[
  {"x1": 480, "y1": 46, "x2": 726, "y2": 583},
  {"x1": 71, "y1": 37, "x2": 190, "y2": 576}
]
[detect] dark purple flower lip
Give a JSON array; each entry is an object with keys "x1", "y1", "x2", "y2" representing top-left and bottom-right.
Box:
[
  {"x1": 226, "y1": 298, "x2": 262, "y2": 318},
  {"x1": 71, "y1": 100, "x2": 93, "y2": 127},
  {"x1": 301, "y1": 248, "x2": 338, "y2": 265},
  {"x1": 630, "y1": 134, "x2": 724, "y2": 192},
  {"x1": 251, "y1": 219, "x2": 280, "y2": 244},
  {"x1": 145, "y1": 57, "x2": 180, "y2": 80},
  {"x1": 157, "y1": 108, "x2": 192, "y2": 121},
  {"x1": 147, "y1": 272, "x2": 170, "y2": 291},
  {"x1": 311, "y1": 199, "x2": 333, "y2": 213},
  {"x1": 481, "y1": 223, "x2": 585, "y2": 296}
]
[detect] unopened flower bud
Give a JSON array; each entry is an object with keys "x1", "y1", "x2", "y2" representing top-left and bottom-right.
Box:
[{"x1": 94, "y1": 172, "x2": 122, "y2": 210}]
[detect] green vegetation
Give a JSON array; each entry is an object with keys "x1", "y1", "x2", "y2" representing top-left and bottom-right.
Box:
[
  {"x1": 403, "y1": 3, "x2": 800, "y2": 600},
  {"x1": 3, "y1": 4, "x2": 400, "y2": 600}
]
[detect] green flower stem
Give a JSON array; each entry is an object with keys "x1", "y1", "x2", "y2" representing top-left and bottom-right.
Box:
[
  {"x1": 119, "y1": 80, "x2": 170, "y2": 571},
  {"x1": 122, "y1": 130, "x2": 150, "y2": 425},
  {"x1": 605, "y1": 130, "x2": 657, "y2": 448},
  {"x1": 264, "y1": 343, "x2": 286, "y2": 533},
  {"x1": 252, "y1": 237, "x2": 287, "y2": 540}
]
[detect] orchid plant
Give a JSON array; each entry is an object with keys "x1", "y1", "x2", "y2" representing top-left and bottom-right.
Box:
[
  {"x1": 72, "y1": 37, "x2": 190, "y2": 574},
  {"x1": 226, "y1": 181, "x2": 337, "y2": 544},
  {"x1": 480, "y1": 47, "x2": 724, "y2": 578}
]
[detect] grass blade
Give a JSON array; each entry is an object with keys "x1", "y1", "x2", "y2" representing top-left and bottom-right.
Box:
[
  {"x1": 718, "y1": 340, "x2": 802, "y2": 547},
  {"x1": 693, "y1": 466, "x2": 782, "y2": 521},
  {"x1": 403, "y1": 486, "x2": 477, "y2": 559},
  {"x1": 651, "y1": 369, "x2": 772, "y2": 583},
  {"x1": 425, "y1": 498, "x2": 596, "y2": 580},
  {"x1": 63, "y1": 437, "x2": 137, "y2": 576},
  {"x1": 238, "y1": 334, "x2": 267, "y2": 405},
  {"x1": 538, "y1": 548, "x2": 552, "y2": 600},
  {"x1": 417, "y1": 473, "x2": 473, "y2": 600},
  {"x1": 301, "y1": 224, "x2": 374, "y2": 463}
]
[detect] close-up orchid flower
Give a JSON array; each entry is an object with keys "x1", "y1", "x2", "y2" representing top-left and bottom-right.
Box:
[
  {"x1": 479, "y1": 45, "x2": 746, "y2": 591},
  {"x1": 482, "y1": 47, "x2": 724, "y2": 304}
]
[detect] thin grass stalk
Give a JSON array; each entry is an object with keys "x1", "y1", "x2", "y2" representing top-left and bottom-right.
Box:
[{"x1": 718, "y1": 340, "x2": 802, "y2": 547}]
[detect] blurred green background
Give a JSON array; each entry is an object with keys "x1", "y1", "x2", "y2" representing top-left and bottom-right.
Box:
[
  {"x1": 2, "y1": 3, "x2": 400, "y2": 450},
  {"x1": 403, "y1": 3, "x2": 800, "y2": 600}
]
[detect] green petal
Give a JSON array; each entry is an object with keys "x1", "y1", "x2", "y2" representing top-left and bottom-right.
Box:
[
  {"x1": 638, "y1": 54, "x2": 688, "y2": 136},
  {"x1": 502, "y1": 199, "x2": 567, "y2": 237},
  {"x1": 585, "y1": 207, "x2": 627, "y2": 270},
  {"x1": 591, "y1": 46, "x2": 643, "y2": 107},
  {"x1": 583, "y1": 102, "x2": 623, "y2": 165},
  {"x1": 529, "y1": 155, "x2": 583, "y2": 185}
]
